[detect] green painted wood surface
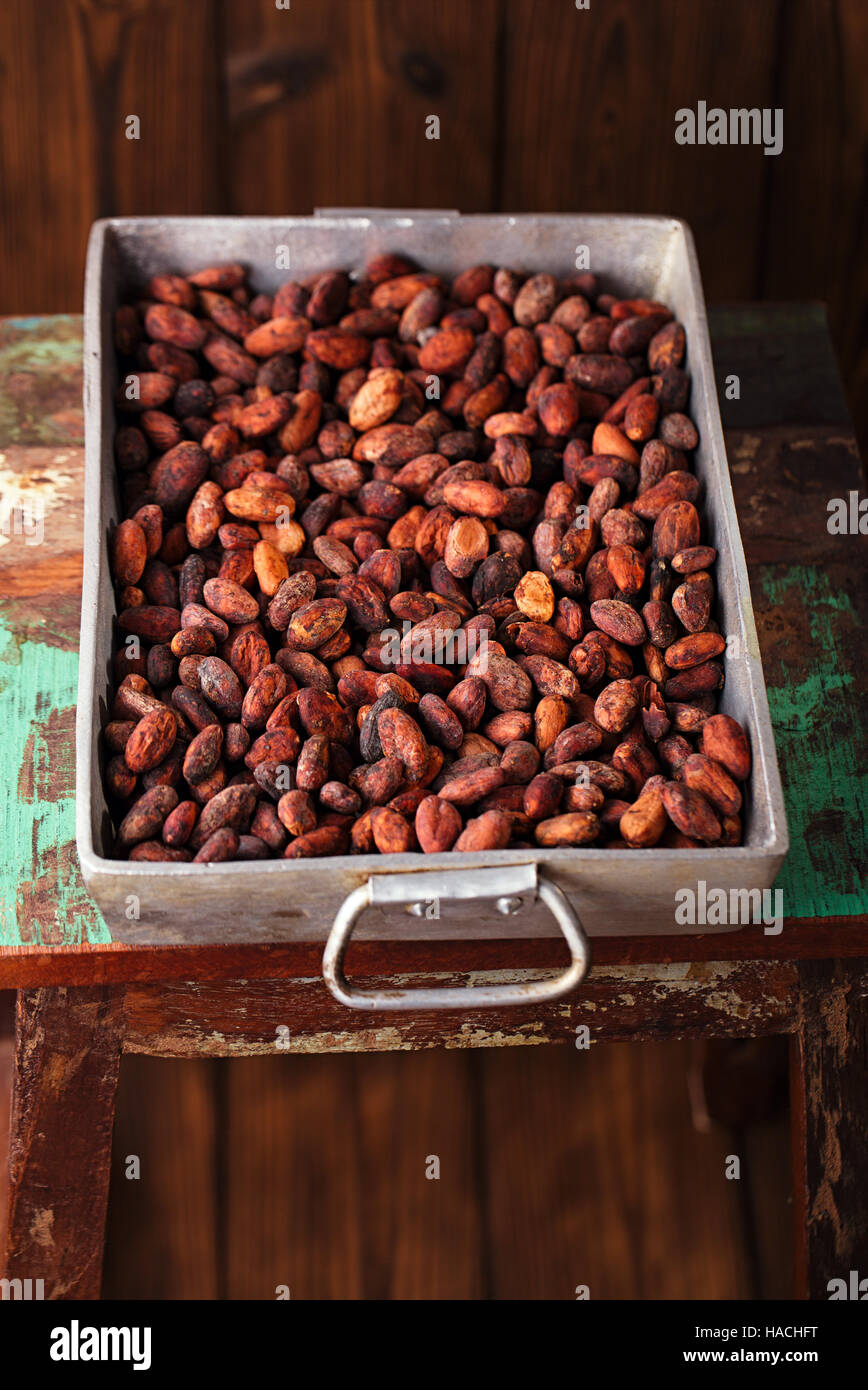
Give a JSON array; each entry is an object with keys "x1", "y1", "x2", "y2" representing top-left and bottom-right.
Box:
[
  {"x1": 0, "y1": 315, "x2": 85, "y2": 447},
  {"x1": 0, "y1": 315, "x2": 111, "y2": 946},
  {"x1": 0, "y1": 615, "x2": 109, "y2": 944},
  {"x1": 0, "y1": 311, "x2": 865, "y2": 950},
  {"x1": 758, "y1": 567, "x2": 867, "y2": 919}
]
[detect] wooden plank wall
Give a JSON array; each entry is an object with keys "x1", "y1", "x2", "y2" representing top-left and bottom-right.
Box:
[
  {"x1": 102, "y1": 1043, "x2": 793, "y2": 1299},
  {"x1": 0, "y1": 0, "x2": 864, "y2": 435}
]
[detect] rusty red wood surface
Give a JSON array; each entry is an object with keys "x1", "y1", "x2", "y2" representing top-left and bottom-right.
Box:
[
  {"x1": 121, "y1": 960, "x2": 800, "y2": 1057},
  {"x1": 0, "y1": 917, "x2": 865, "y2": 989},
  {"x1": 3, "y1": 985, "x2": 123, "y2": 1298},
  {"x1": 790, "y1": 958, "x2": 868, "y2": 1299}
]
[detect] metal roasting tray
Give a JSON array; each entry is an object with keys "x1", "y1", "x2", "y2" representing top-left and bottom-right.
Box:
[{"x1": 76, "y1": 211, "x2": 788, "y2": 984}]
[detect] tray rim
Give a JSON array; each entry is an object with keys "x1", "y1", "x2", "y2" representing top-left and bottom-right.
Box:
[{"x1": 75, "y1": 211, "x2": 789, "y2": 898}]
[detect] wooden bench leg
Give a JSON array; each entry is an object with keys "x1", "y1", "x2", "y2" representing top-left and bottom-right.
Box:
[
  {"x1": 792, "y1": 959, "x2": 868, "y2": 1299},
  {"x1": 3, "y1": 985, "x2": 124, "y2": 1299}
]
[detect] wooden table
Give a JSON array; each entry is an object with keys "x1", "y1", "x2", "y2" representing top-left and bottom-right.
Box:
[{"x1": 1, "y1": 306, "x2": 866, "y2": 1301}]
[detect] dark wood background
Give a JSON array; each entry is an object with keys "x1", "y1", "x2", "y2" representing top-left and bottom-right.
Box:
[
  {"x1": 0, "y1": 2, "x2": 858, "y2": 1297},
  {"x1": 0, "y1": 0, "x2": 865, "y2": 443}
]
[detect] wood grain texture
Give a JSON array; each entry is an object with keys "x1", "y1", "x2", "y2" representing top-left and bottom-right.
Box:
[
  {"x1": 756, "y1": 563, "x2": 868, "y2": 921},
  {"x1": 743, "y1": 1109, "x2": 795, "y2": 1298},
  {"x1": 0, "y1": 919, "x2": 867, "y2": 990},
  {"x1": 104, "y1": 0, "x2": 223, "y2": 217},
  {"x1": 791, "y1": 957, "x2": 868, "y2": 1299},
  {"x1": 761, "y1": 0, "x2": 868, "y2": 449},
  {"x1": 97, "y1": 1041, "x2": 789, "y2": 1300},
  {"x1": 725, "y1": 430, "x2": 863, "y2": 567},
  {"x1": 0, "y1": 1, "x2": 865, "y2": 443},
  {"x1": 481, "y1": 1040, "x2": 753, "y2": 1299},
  {"x1": 226, "y1": 0, "x2": 499, "y2": 215},
  {"x1": 360, "y1": 1051, "x2": 482, "y2": 1298},
  {"x1": 3, "y1": 985, "x2": 123, "y2": 1298},
  {"x1": 498, "y1": 0, "x2": 780, "y2": 300},
  {"x1": 102, "y1": 1055, "x2": 219, "y2": 1299},
  {"x1": 0, "y1": 1035, "x2": 12, "y2": 1265},
  {"x1": 691, "y1": 1035, "x2": 794, "y2": 1297},
  {"x1": 0, "y1": 3, "x2": 96, "y2": 316},
  {"x1": 0, "y1": 1, "x2": 221, "y2": 317},
  {"x1": 223, "y1": 1050, "x2": 482, "y2": 1299},
  {"x1": 4, "y1": 1009, "x2": 794, "y2": 1304},
  {"x1": 225, "y1": 1053, "x2": 363, "y2": 1300},
  {"x1": 120, "y1": 961, "x2": 799, "y2": 1057},
  {"x1": 712, "y1": 303, "x2": 853, "y2": 432}
]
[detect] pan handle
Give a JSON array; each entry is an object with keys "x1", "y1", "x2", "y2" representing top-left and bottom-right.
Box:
[{"x1": 321, "y1": 863, "x2": 590, "y2": 1011}]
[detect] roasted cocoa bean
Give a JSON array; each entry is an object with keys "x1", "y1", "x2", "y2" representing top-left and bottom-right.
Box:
[{"x1": 103, "y1": 253, "x2": 750, "y2": 861}]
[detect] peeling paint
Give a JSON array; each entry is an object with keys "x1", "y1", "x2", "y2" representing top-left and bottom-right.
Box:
[
  {"x1": 0, "y1": 449, "x2": 78, "y2": 550},
  {"x1": 809, "y1": 1106, "x2": 845, "y2": 1254},
  {"x1": 0, "y1": 615, "x2": 111, "y2": 946},
  {"x1": 29, "y1": 1207, "x2": 55, "y2": 1249},
  {"x1": 820, "y1": 986, "x2": 852, "y2": 1067}
]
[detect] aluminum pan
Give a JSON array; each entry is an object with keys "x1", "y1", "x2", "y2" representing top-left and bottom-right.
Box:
[{"x1": 76, "y1": 213, "x2": 788, "y2": 943}]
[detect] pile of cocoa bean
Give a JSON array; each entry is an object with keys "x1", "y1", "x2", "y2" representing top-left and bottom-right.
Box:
[{"x1": 105, "y1": 254, "x2": 751, "y2": 862}]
